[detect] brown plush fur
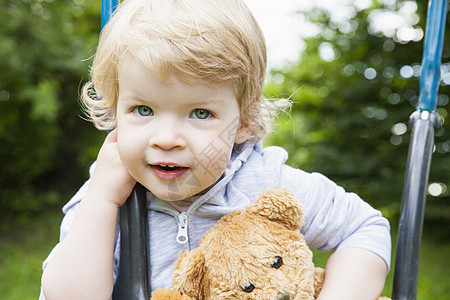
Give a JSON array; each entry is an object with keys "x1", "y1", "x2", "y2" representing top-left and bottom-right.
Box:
[
  {"x1": 152, "y1": 187, "x2": 390, "y2": 300},
  {"x1": 151, "y1": 288, "x2": 194, "y2": 300}
]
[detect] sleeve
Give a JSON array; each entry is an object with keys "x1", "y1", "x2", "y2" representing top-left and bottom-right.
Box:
[
  {"x1": 39, "y1": 162, "x2": 121, "y2": 299},
  {"x1": 279, "y1": 165, "x2": 391, "y2": 270}
]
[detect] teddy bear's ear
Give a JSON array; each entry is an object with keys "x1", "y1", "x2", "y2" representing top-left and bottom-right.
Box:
[
  {"x1": 248, "y1": 187, "x2": 304, "y2": 230},
  {"x1": 172, "y1": 249, "x2": 208, "y2": 299}
]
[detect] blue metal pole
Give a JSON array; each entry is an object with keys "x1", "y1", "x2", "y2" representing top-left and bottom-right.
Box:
[
  {"x1": 392, "y1": 0, "x2": 447, "y2": 299},
  {"x1": 417, "y1": 0, "x2": 448, "y2": 112},
  {"x1": 100, "y1": 1, "x2": 150, "y2": 299},
  {"x1": 101, "y1": 0, "x2": 119, "y2": 28}
]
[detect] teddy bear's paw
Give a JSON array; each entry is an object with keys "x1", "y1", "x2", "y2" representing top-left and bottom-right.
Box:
[
  {"x1": 312, "y1": 267, "x2": 325, "y2": 299},
  {"x1": 151, "y1": 288, "x2": 194, "y2": 300}
]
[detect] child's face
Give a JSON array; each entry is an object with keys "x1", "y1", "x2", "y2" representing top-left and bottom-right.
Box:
[{"x1": 116, "y1": 56, "x2": 249, "y2": 201}]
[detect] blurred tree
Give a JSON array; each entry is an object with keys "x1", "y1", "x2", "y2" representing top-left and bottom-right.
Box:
[
  {"x1": 264, "y1": 0, "x2": 449, "y2": 227},
  {"x1": 0, "y1": 0, "x2": 104, "y2": 223}
]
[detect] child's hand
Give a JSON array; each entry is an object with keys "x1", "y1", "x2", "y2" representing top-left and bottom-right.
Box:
[
  {"x1": 41, "y1": 129, "x2": 133, "y2": 300},
  {"x1": 87, "y1": 129, "x2": 137, "y2": 208}
]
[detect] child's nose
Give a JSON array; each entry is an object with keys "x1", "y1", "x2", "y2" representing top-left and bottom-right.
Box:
[{"x1": 148, "y1": 119, "x2": 186, "y2": 150}]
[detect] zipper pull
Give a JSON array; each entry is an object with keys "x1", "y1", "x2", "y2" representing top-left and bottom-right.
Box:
[{"x1": 176, "y1": 212, "x2": 189, "y2": 244}]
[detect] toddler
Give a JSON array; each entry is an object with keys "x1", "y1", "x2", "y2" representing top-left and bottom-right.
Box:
[{"x1": 41, "y1": 0, "x2": 391, "y2": 299}]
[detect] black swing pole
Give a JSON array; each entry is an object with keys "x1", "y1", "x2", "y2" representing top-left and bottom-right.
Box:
[
  {"x1": 100, "y1": 1, "x2": 151, "y2": 299},
  {"x1": 112, "y1": 183, "x2": 150, "y2": 299},
  {"x1": 392, "y1": 0, "x2": 447, "y2": 299}
]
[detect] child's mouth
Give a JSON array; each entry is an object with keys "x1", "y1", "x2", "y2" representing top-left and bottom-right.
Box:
[
  {"x1": 158, "y1": 164, "x2": 183, "y2": 171},
  {"x1": 151, "y1": 164, "x2": 188, "y2": 181}
]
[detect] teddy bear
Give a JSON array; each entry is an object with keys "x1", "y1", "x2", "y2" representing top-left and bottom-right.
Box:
[{"x1": 151, "y1": 187, "x2": 390, "y2": 300}]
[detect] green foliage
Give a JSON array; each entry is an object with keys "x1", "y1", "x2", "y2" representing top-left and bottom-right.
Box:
[
  {"x1": 0, "y1": 0, "x2": 104, "y2": 221},
  {"x1": 264, "y1": 1, "x2": 450, "y2": 223}
]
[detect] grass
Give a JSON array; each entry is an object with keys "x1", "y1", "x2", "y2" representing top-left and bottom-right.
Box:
[
  {"x1": 0, "y1": 207, "x2": 63, "y2": 299},
  {"x1": 1, "y1": 207, "x2": 448, "y2": 299}
]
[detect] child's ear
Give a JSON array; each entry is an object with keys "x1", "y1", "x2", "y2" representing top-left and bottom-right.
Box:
[{"x1": 235, "y1": 122, "x2": 252, "y2": 144}]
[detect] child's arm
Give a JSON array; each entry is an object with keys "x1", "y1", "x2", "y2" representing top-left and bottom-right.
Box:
[
  {"x1": 317, "y1": 247, "x2": 388, "y2": 300},
  {"x1": 41, "y1": 130, "x2": 136, "y2": 300}
]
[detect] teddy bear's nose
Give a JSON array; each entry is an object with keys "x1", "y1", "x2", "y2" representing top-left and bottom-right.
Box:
[{"x1": 275, "y1": 291, "x2": 290, "y2": 300}]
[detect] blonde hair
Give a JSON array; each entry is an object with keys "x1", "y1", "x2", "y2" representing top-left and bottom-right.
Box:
[{"x1": 82, "y1": 0, "x2": 288, "y2": 142}]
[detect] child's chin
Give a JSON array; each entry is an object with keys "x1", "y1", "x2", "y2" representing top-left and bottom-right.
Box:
[{"x1": 151, "y1": 189, "x2": 193, "y2": 202}]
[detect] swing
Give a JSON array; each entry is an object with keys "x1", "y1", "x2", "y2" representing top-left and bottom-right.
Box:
[
  {"x1": 392, "y1": 0, "x2": 447, "y2": 299},
  {"x1": 99, "y1": 0, "x2": 448, "y2": 299}
]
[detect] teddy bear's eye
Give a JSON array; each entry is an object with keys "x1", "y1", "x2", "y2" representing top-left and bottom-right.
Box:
[
  {"x1": 241, "y1": 282, "x2": 255, "y2": 293},
  {"x1": 271, "y1": 256, "x2": 283, "y2": 269}
]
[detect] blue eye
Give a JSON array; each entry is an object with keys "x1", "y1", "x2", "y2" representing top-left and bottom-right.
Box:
[
  {"x1": 134, "y1": 106, "x2": 153, "y2": 116},
  {"x1": 192, "y1": 109, "x2": 211, "y2": 119}
]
